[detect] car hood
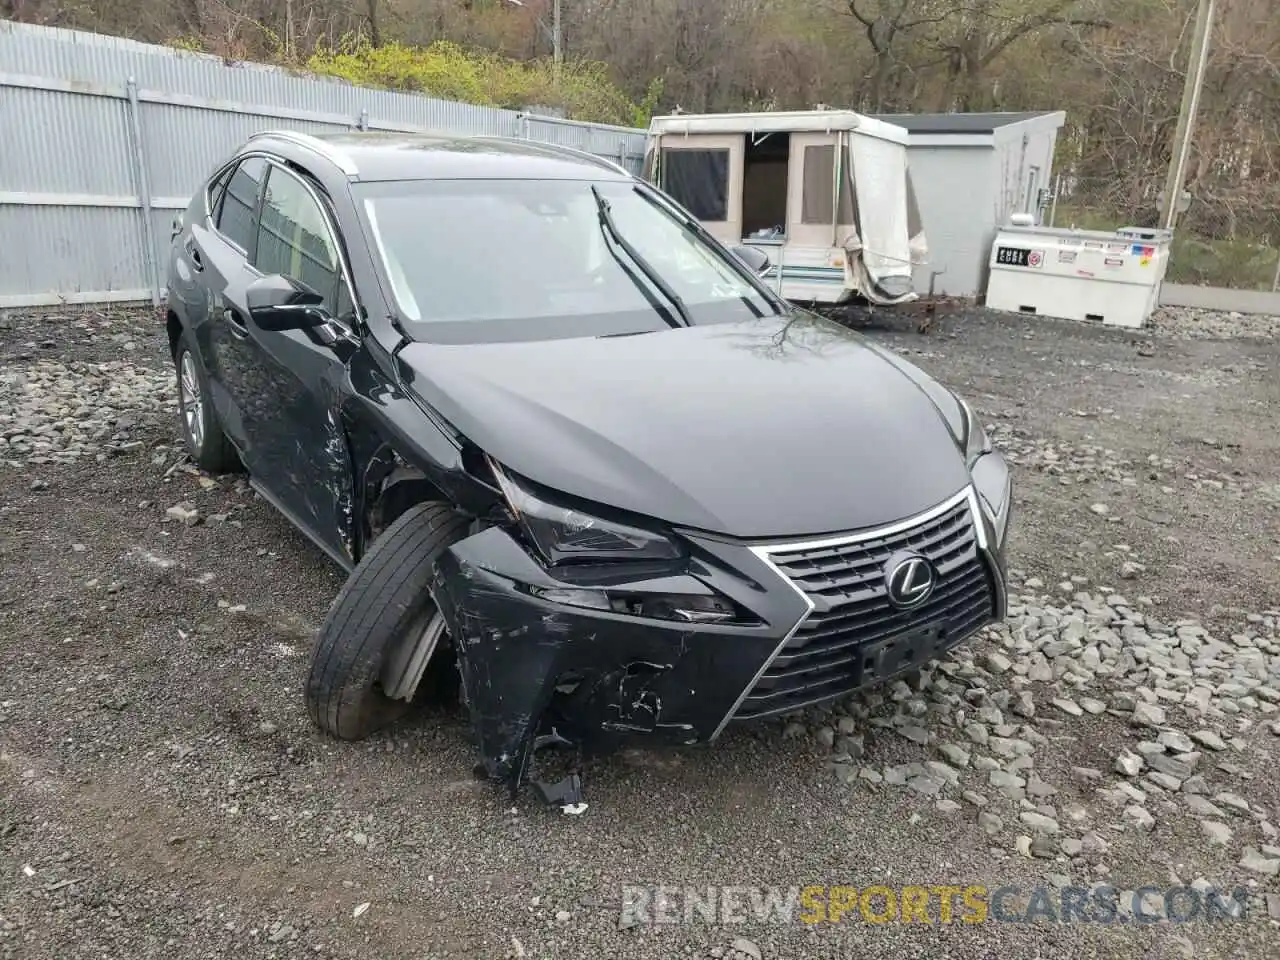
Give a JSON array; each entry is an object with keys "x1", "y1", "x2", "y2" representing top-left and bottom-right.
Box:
[{"x1": 396, "y1": 313, "x2": 971, "y2": 539}]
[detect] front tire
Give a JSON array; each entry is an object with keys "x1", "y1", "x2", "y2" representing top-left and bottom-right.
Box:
[
  {"x1": 174, "y1": 327, "x2": 239, "y2": 473},
  {"x1": 306, "y1": 502, "x2": 470, "y2": 741}
]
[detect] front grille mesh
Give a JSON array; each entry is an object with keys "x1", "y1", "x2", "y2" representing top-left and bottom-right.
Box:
[{"x1": 734, "y1": 495, "x2": 995, "y2": 720}]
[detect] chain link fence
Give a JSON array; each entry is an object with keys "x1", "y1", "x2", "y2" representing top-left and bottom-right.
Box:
[{"x1": 1047, "y1": 175, "x2": 1280, "y2": 292}]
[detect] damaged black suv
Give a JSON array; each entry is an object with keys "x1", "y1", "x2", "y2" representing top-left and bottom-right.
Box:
[{"x1": 164, "y1": 130, "x2": 1012, "y2": 800}]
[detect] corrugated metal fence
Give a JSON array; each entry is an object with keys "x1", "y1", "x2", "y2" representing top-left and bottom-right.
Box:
[{"x1": 0, "y1": 20, "x2": 649, "y2": 308}]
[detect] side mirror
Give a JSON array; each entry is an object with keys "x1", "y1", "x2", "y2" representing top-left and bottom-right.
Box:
[
  {"x1": 246, "y1": 274, "x2": 330, "y2": 332},
  {"x1": 730, "y1": 245, "x2": 772, "y2": 276}
]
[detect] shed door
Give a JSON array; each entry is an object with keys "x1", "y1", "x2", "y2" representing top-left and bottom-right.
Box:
[
  {"x1": 787, "y1": 133, "x2": 857, "y2": 249},
  {"x1": 657, "y1": 134, "x2": 743, "y2": 244}
]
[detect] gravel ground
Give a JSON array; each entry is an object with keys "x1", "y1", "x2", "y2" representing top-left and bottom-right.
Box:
[{"x1": 1, "y1": 302, "x2": 1278, "y2": 959}]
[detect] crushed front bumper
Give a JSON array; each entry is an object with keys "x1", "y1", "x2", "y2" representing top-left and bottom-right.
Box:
[{"x1": 431, "y1": 485, "x2": 1009, "y2": 794}]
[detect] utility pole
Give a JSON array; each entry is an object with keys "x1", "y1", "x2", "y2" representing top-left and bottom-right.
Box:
[
  {"x1": 553, "y1": 0, "x2": 562, "y2": 71},
  {"x1": 1160, "y1": 0, "x2": 1215, "y2": 230}
]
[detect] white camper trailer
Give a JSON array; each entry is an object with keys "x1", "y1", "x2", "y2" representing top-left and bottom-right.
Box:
[{"x1": 643, "y1": 110, "x2": 927, "y2": 307}]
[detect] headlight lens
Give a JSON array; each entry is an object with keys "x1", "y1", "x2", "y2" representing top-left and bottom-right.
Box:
[
  {"x1": 491, "y1": 464, "x2": 682, "y2": 566},
  {"x1": 972, "y1": 453, "x2": 1010, "y2": 520}
]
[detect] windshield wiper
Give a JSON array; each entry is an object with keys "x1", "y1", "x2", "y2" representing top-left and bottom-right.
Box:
[
  {"x1": 630, "y1": 186, "x2": 783, "y2": 317},
  {"x1": 591, "y1": 185, "x2": 692, "y2": 328}
]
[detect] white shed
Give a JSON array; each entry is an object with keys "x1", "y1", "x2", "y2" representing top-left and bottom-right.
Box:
[{"x1": 872, "y1": 111, "x2": 1067, "y2": 298}]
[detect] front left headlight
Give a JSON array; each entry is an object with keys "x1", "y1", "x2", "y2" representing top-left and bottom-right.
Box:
[
  {"x1": 487, "y1": 460, "x2": 758, "y2": 625},
  {"x1": 490, "y1": 462, "x2": 682, "y2": 567}
]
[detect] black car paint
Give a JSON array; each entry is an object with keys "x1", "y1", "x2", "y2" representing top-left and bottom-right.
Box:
[
  {"x1": 165, "y1": 132, "x2": 1011, "y2": 796},
  {"x1": 396, "y1": 315, "x2": 974, "y2": 538}
]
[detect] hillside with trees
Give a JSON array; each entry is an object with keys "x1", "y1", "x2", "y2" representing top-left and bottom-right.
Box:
[{"x1": 3, "y1": 0, "x2": 1278, "y2": 286}]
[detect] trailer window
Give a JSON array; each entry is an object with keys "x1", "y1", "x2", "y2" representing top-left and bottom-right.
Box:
[
  {"x1": 661, "y1": 149, "x2": 729, "y2": 221},
  {"x1": 800, "y1": 145, "x2": 856, "y2": 226}
]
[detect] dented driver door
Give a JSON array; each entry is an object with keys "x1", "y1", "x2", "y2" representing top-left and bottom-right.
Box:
[{"x1": 230, "y1": 161, "x2": 360, "y2": 568}]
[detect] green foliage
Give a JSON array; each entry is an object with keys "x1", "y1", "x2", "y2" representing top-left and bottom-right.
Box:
[
  {"x1": 1054, "y1": 204, "x2": 1280, "y2": 291},
  {"x1": 306, "y1": 35, "x2": 641, "y2": 126},
  {"x1": 1167, "y1": 238, "x2": 1280, "y2": 291},
  {"x1": 163, "y1": 35, "x2": 205, "y2": 53},
  {"x1": 632, "y1": 77, "x2": 665, "y2": 128}
]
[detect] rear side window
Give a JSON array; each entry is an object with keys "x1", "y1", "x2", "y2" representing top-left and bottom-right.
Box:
[
  {"x1": 661, "y1": 149, "x2": 729, "y2": 221},
  {"x1": 207, "y1": 166, "x2": 233, "y2": 222},
  {"x1": 216, "y1": 157, "x2": 268, "y2": 253}
]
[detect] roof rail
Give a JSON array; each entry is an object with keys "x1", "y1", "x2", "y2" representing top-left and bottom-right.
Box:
[
  {"x1": 473, "y1": 135, "x2": 632, "y2": 177},
  {"x1": 247, "y1": 129, "x2": 360, "y2": 177}
]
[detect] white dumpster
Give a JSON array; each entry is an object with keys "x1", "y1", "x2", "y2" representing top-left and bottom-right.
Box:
[{"x1": 985, "y1": 224, "x2": 1173, "y2": 329}]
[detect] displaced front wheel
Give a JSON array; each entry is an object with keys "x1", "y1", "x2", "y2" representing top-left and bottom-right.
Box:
[{"x1": 306, "y1": 502, "x2": 470, "y2": 740}]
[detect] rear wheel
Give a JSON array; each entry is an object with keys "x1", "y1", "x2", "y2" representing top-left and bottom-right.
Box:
[
  {"x1": 174, "y1": 327, "x2": 239, "y2": 473},
  {"x1": 306, "y1": 502, "x2": 470, "y2": 740}
]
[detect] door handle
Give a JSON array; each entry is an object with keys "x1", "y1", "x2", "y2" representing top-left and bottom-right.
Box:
[
  {"x1": 223, "y1": 307, "x2": 249, "y2": 339},
  {"x1": 185, "y1": 238, "x2": 204, "y2": 272}
]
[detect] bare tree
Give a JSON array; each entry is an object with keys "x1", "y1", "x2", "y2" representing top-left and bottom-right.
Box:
[{"x1": 840, "y1": 0, "x2": 951, "y2": 111}]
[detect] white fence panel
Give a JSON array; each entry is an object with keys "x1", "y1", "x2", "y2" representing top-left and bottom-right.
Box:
[{"x1": 0, "y1": 20, "x2": 649, "y2": 308}]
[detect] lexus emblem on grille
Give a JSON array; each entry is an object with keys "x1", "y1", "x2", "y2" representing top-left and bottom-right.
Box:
[{"x1": 884, "y1": 552, "x2": 937, "y2": 608}]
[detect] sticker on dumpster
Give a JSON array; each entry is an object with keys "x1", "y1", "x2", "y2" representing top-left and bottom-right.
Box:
[
  {"x1": 1107, "y1": 242, "x2": 1129, "y2": 253},
  {"x1": 996, "y1": 245, "x2": 1036, "y2": 267},
  {"x1": 1104, "y1": 256, "x2": 1125, "y2": 266},
  {"x1": 1028, "y1": 250, "x2": 1044, "y2": 267},
  {"x1": 1084, "y1": 240, "x2": 1105, "y2": 250},
  {"x1": 1058, "y1": 250, "x2": 1078, "y2": 264},
  {"x1": 1132, "y1": 243, "x2": 1156, "y2": 266}
]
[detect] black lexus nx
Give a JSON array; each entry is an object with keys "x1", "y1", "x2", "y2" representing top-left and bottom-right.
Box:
[{"x1": 163, "y1": 129, "x2": 1012, "y2": 799}]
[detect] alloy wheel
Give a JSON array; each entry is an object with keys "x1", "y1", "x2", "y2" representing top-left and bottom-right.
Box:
[{"x1": 179, "y1": 351, "x2": 205, "y2": 451}]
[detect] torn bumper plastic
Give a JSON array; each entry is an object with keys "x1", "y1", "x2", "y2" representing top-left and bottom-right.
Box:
[
  {"x1": 431, "y1": 486, "x2": 1009, "y2": 794},
  {"x1": 431, "y1": 525, "x2": 799, "y2": 789}
]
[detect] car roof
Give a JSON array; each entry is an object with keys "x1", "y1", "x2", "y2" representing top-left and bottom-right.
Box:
[{"x1": 245, "y1": 130, "x2": 634, "y2": 183}]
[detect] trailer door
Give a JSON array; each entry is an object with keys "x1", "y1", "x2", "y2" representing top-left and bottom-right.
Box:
[
  {"x1": 787, "y1": 132, "x2": 857, "y2": 250},
  {"x1": 656, "y1": 134, "x2": 743, "y2": 244}
]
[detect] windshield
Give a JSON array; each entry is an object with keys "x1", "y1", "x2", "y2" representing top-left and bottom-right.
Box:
[{"x1": 357, "y1": 178, "x2": 775, "y2": 343}]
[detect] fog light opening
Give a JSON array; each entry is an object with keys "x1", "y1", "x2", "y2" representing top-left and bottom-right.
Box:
[
  {"x1": 613, "y1": 593, "x2": 742, "y2": 624},
  {"x1": 525, "y1": 584, "x2": 758, "y2": 625},
  {"x1": 527, "y1": 586, "x2": 612, "y2": 611}
]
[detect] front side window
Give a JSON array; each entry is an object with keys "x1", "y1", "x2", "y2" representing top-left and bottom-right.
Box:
[
  {"x1": 359, "y1": 178, "x2": 770, "y2": 344},
  {"x1": 801, "y1": 145, "x2": 856, "y2": 226},
  {"x1": 255, "y1": 166, "x2": 346, "y2": 318},
  {"x1": 216, "y1": 156, "x2": 267, "y2": 253},
  {"x1": 660, "y1": 149, "x2": 729, "y2": 221}
]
